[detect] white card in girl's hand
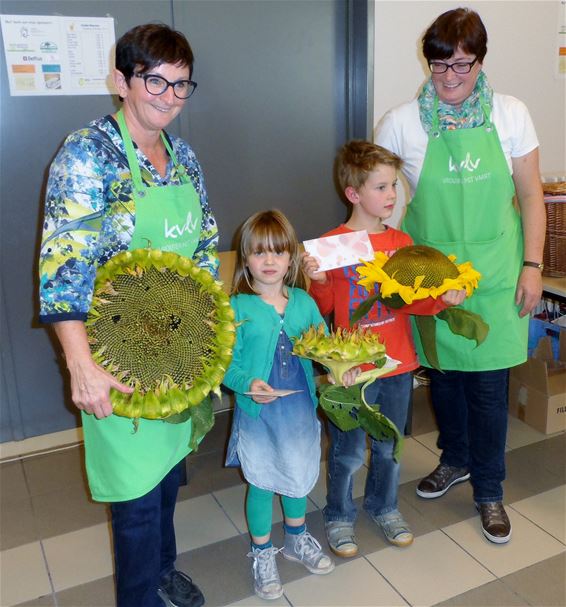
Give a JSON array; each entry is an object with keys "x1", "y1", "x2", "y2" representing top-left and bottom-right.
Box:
[
  {"x1": 303, "y1": 230, "x2": 374, "y2": 272},
  {"x1": 244, "y1": 389, "x2": 303, "y2": 397}
]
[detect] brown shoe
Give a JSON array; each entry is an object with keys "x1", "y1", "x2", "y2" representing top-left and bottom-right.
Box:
[
  {"x1": 476, "y1": 502, "x2": 512, "y2": 544},
  {"x1": 416, "y1": 464, "x2": 470, "y2": 499}
]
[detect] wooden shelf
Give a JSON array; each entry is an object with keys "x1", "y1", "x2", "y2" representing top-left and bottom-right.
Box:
[{"x1": 542, "y1": 275, "x2": 566, "y2": 299}]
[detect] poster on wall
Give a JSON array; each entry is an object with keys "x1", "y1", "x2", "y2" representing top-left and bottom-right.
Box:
[{"x1": 0, "y1": 14, "x2": 116, "y2": 96}]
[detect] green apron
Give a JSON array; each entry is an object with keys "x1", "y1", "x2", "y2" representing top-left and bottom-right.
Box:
[
  {"x1": 402, "y1": 98, "x2": 528, "y2": 371},
  {"x1": 82, "y1": 109, "x2": 204, "y2": 502}
]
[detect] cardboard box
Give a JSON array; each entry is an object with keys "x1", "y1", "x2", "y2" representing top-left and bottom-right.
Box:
[{"x1": 509, "y1": 330, "x2": 566, "y2": 434}]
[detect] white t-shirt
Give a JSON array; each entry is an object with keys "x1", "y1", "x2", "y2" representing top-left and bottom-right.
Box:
[{"x1": 375, "y1": 93, "x2": 539, "y2": 194}]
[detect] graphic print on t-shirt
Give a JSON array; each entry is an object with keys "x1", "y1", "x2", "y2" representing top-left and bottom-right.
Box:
[{"x1": 345, "y1": 264, "x2": 394, "y2": 329}]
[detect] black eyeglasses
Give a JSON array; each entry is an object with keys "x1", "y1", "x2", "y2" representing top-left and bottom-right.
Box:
[
  {"x1": 134, "y1": 73, "x2": 197, "y2": 99},
  {"x1": 428, "y1": 58, "x2": 478, "y2": 74}
]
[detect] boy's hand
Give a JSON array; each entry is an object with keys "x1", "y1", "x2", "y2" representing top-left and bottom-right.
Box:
[
  {"x1": 341, "y1": 366, "x2": 362, "y2": 387},
  {"x1": 327, "y1": 366, "x2": 361, "y2": 387},
  {"x1": 249, "y1": 379, "x2": 278, "y2": 404},
  {"x1": 301, "y1": 252, "x2": 328, "y2": 283},
  {"x1": 441, "y1": 289, "x2": 467, "y2": 306}
]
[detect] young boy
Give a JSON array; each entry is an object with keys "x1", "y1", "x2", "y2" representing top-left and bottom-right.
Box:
[{"x1": 302, "y1": 140, "x2": 464, "y2": 556}]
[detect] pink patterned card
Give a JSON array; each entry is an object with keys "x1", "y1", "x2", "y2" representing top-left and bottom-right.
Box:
[{"x1": 303, "y1": 230, "x2": 374, "y2": 272}]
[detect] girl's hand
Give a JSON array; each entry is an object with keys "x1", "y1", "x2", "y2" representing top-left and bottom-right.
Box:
[
  {"x1": 327, "y1": 366, "x2": 361, "y2": 387},
  {"x1": 441, "y1": 289, "x2": 467, "y2": 307},
  {"x1": 249, "y1": 379, "x2": 278, "y2": 404},
  {"x1": 301, "y1": 252, "x2": 328, "y2": 283}
]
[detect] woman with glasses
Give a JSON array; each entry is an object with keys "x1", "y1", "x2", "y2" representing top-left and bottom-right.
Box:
[
  {"x1": 38, "y1": 23, "x2": 215, "y2": 607},
  {"x1": 376, "y1": 8, "x2": 545, "y2": 544}
]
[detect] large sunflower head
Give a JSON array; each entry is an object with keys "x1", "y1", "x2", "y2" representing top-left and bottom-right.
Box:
[
  {"x1": 86, "y1": 248, "x2": 235, "y2": 419},
  {"x1": 357, "y1": 245, "x2": 481, "y2": 305}
]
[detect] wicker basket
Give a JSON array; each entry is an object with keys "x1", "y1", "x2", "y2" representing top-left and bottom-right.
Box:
[
  {"x1": 542, "y1": 184, "x2": 566, "y2": 277},
  {"x1": 543, "y1": 233, "x2": 566, "y2": 277},
  {"x1": 542, "y1": 181, "x2": 566, "y2": 196}
]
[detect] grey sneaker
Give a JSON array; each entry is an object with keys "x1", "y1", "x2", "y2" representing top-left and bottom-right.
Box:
[
  {"x1": 325, "y1": 521, "x2": 358, "y2": 558},
  {"x1": 247, "y1": 546, "x2": 283, "y2": 600},
  {"x1": 372, "y1": 510, "x2": 414, "y2": 547},
  {"x1": 281, "y1": 531, "x2": 335, "y2": 574},
  {"x1": 416, "y1": 463, "x2": 470, "y2": 499}
]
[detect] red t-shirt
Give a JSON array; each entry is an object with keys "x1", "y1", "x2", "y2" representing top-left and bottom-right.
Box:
[{"x1": 308, "y1": 225, "x2": 446, "y2": 376}]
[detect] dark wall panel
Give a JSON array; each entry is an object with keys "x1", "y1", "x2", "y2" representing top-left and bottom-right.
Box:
[
  {"x1": 0, "y1": 0, "x2": 358, "y2": 441},
  {"x1": 174, "y1": 0, "x2": 347, "y2": 249},
  {"x1": 0, "y1": 0, "x2": 174, "y2": 441}
]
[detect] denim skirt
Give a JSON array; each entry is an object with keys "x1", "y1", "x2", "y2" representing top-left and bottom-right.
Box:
[{"x1": 226, "y1": 330, "x2": 321, "y2": 498}]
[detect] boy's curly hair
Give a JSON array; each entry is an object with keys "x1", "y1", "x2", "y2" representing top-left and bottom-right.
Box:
[{"x1": 336, "y1": 140, "x2": 402, "y2": 192}]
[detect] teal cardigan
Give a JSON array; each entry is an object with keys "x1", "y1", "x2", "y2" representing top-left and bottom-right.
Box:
[{"x1": 223, "y1": 288, "x2": 326, "y2": 418}]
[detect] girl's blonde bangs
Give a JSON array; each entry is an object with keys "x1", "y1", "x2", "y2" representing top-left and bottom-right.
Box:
[{"x1": 243, "y1": 219, "x2": 294, "y2": 256}]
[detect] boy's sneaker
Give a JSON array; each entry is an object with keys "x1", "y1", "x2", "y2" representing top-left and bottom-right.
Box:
[
  {"x1": 372, "y1": 510, "x2": 413, "y2": 547},
  {"x1": 282, "y1": 531, "x2": 335, "y2": 574},
  {"x1": 325, "y1": 521, "x2": 358, "y2": 558},
  {"x1": 158, "y1": 570, "x2": 204, "y2": 607},
  {"x1": 476, "y1": 502, "x2": 512, "y2": 544},
  {"x1": 247, "y1": 546, "x2": 283, "y2": 601},
  {"x1": 416, "y1": 464, "x2": 470, "y2": 499}
]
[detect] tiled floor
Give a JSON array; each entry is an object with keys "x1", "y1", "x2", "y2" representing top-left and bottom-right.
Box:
[{"x1": 1, "y1": 386, "x2": 564, "y2": 607}]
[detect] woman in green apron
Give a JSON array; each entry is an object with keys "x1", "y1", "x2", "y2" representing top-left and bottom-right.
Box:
[
  {"x1": 376, "y1": 8, "x2": 545, "y2": 544},
  {"x1": 38, "y1": 24, "x2": 217, "y2": 607}
]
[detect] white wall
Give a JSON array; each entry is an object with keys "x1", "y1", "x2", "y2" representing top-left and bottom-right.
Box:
[{"x1": 373, "y1": 0, "x2": 566, "y2": 226}]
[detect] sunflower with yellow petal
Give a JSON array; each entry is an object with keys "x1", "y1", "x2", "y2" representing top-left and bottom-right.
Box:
[
  {"x1": 357, "y1": 246, "x2": 481, "y2": 305},
  {"x1": 352, "y1": 245, "x2": 488, "y2": 371}
]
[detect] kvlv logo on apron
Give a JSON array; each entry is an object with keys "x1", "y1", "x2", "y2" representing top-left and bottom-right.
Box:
[{"x1": 402, "y1": 98, "x2": 528, "y2": 371}]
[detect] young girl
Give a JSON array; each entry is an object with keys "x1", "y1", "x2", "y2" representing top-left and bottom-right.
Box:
[{"x1": 223, "y1": 210, "x2": 335, "y2": 601}]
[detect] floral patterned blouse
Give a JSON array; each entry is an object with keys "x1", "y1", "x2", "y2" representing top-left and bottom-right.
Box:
[{"x1": 38, "y1": 115, "x2": 218, "y2": 323}]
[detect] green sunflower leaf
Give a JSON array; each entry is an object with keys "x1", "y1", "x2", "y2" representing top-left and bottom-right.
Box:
[
  {"x1": 358, "y1": 401, "x2": 403, "y2": 461},
  {"x1": 377, "y1": 293, "x2": 407, "y2": 309},
  {"x1": 350, "y1": 294, "x2": 380, "y2": 324},
  {"x1": 318, "y1": 380, "x2": 403, "y2": 461},
  {"x1": 436, "y1": 308, "x2": 489, "y2": 347},
  {"x1": 318, "y1": 384, "x2": 361, "y2": 432},
  {"x1": 164, "y1": 408, "x2": 192, "y2": 425},
  {"x1": 187, "y1": 396, "x2": 215, "y2": 452},
  {"x1": 414, "y1": 315, "x2": 441, "y2": 371}
]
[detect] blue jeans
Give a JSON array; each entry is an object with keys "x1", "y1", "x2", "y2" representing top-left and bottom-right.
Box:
[
  {"x1": 324, "y1": 372, "x2": 413, "y2": 523},
  {"x1": 428, "y1": 368, "x2": 509, "y2": 503},
  {"x1": 110, "y1": 460, "x2": 184, "y2": 607}
]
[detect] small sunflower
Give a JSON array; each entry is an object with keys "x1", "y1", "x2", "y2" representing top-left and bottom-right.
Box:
[
  {"x1": 292, "y1": 324, "x2": 403, "y2": 458},
  {"x1": 292, "y1": 323, "x2": 392, "y2": 385},
  {"x1": 357, "y1": 245, "x2": 481, "y2": 305}
]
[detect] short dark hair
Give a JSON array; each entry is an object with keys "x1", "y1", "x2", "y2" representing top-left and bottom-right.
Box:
[
  {"x1": 422, "y1": 8, "x2": 487, "y2": 63},
  {"x1": 115, "y1": 23, "x2": 194, "y2": 85}
]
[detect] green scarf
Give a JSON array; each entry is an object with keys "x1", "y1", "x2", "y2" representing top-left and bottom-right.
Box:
[{"x1": 418, "y1": 71, "x2": 494, "y2": 133}]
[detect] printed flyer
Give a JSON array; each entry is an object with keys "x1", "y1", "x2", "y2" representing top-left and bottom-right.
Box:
[{"x1": 1, "y1": 14, "x2": 116, "y2": 95}]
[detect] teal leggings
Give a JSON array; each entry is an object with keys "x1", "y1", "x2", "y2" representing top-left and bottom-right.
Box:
[{"x1": 246, "y1": 484, "x2": 307, "y2": 538}]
